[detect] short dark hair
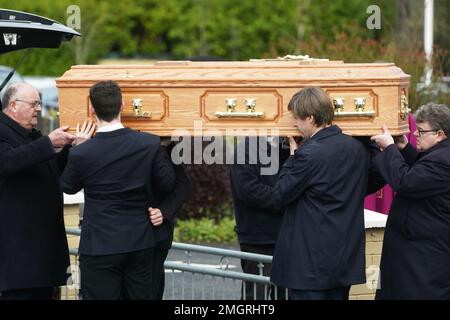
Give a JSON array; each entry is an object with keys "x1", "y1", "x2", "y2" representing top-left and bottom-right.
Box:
[
  {"x1": 287, "y1": 86, "x2": 334, "y2": 126},
  {"x1": 1, "y1": 83, "x2": 19, "y2": 110},
  {"x1": 415, "y1": 103, "x2": 450, "y2": 137},
  {"x1": 89, "y1": 81, "x2": 122, "y2": 122}
]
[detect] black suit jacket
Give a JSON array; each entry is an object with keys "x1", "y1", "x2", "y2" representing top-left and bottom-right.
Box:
[
  {"x1": 61, "y1": 128, "x2": 175, "y2": 256},
  {"x1": 0, "y1": 112, "x2": 70, "y2": 291},
  {"x1": 229, "y1": 137, "x2": 290, "y2": 245}
]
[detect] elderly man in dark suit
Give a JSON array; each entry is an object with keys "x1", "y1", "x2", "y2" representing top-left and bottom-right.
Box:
[
  {"x1": 371, "y1": 103, "x2": 450, "y2": 300},
  {"x1": 270, "y1": 86, "x2": 381, "y2": 300},
  {"x1": 0, "y1": 82, "x2": 89, "y2": 300},
  {"x1": 61, "y1": 80, "x2": 175, "y2": 300}
]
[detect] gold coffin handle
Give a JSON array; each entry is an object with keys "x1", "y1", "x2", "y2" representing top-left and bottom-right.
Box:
[
  {"x1": 333, "y1": 97, "x2": 375, "y2": 117},
  {"x1": 334, "y1": 110, "x2": 376, "y2": 117},
  {"x1": 215, "y1": 111, "x2": 265, "y2": 118},
  {"x1": 215, "y1": 98, "x2": 265, "y2": 118},
  {"x1": 122, "y1": 98, "x2": 152, "y2": 118}
]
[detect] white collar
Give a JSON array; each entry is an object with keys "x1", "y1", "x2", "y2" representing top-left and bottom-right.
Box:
[{"x1": 96, "y1": 123, "x2": 124, "y2": 133}]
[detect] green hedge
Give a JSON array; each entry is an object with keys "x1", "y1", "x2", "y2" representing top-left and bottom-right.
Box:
[{"x1": 174, "y1": 216, "x2": 237, "y2": 245}]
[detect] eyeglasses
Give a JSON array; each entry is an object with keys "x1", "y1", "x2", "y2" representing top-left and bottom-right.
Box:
[
  {"x1": 415, "y1": 129, "x2": 439, "y2": 137},
  {"x1": 15, "y1": 99, "x2": 42, "y2": 109}
]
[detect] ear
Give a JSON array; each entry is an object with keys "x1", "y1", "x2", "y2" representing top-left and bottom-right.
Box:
[
  {"x1": 437, "y1": 130, "x2": 447, "y2": 141},
  {"x1": 89, "y1": 104, "x2": 100, "y2": 123},
  {"x1": 120, "y1": 99, "x2": 124, "y2": 112},
  {"x1": 89, "y1": 104, "x2": 96, "y2": 116},
  {"x1": 8, "y1": 101, "x2": 17, "y2": 113}
]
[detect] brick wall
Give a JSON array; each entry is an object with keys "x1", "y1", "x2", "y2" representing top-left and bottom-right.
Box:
[{"x1": 349, "y1": 228, "x2": 384, "y2": 300}]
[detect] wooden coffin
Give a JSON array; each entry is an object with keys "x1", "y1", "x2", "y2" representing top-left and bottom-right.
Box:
[{"x1": 57, "y1": 60, "x2": 411, "y2": 136}]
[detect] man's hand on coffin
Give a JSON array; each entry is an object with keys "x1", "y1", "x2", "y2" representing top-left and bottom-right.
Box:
[
  {"x1": 370, "y1": 125, "x2": 394, "y2": 150},
  {"x1": 148, "y1": 207, "x2": 164, "y2": 226},
  {"x1": 73, "y1": 120, "x2": 96, "y2": 146},
  {"x1": 286, "y1": 136, "x2": 303, "y2": 155},
  {"x1": 393, "y1": 134, "x2": 408, "y2": 150},
  {"x1": 48, "y1": 125, "x2": 75, "y2": 148}
]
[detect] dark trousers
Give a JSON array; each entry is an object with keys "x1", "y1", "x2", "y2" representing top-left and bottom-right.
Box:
[
  {"x1": 289, "y1": 286, "x2": 351, "y2": 300},
  {"x1": 151, "y1": 239, "x2": 171, "y2": 300},
  {"x1": 239, "y1": 243, "x2": 287, "y2": 300},
  {"x1": 0, "y1": 287, "x2": 55, "y2": 300},
  {"x1": 79, "y1": 247, "x2": 154, "y2": 300}
]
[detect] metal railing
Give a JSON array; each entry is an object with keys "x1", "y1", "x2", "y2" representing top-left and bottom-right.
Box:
[{"x1": 64, "y1": 227, "x2": 287, "y2": 300}]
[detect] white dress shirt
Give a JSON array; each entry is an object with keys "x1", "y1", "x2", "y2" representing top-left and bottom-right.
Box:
[{"x1": 96, "y1": 123, "x2": 124, "y2": 133}]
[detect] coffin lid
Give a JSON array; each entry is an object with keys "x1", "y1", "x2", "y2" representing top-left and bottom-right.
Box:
[{"x1": 57, "y1": 60, "x2": 410, "y2": 87}]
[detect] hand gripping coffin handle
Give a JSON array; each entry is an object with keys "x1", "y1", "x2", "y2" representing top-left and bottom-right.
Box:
[
  {"x1": 333, "y1": 97, "x2": 375, "y2": 117},
  {"x1": 215, "y1": 98, "x2": 265, "y2": 118},
  {"x1": 122, "y1": 98, "x2": 152, "y2": 118}
]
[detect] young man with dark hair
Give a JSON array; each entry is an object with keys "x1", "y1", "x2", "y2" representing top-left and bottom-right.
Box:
[{"x1": 61, "y1": 80, "x2": 175, "y2": 300}]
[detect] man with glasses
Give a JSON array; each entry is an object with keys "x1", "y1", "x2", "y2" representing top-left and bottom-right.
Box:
[
  {"x1": 371, "y1": 103, "x2": 450, "y2": 299},
  {"x1": 0, "y1": 82, "x2": 93, "y2": 300}
]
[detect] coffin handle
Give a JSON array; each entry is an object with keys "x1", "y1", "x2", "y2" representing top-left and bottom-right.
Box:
[
  {"x1": 215, "y1": 98, "x2": 264, "y2": 118},
  {"x1": 333, "y1": 97, "x2": 375, "y2": 117},
  {"x1": 122, "y1": 98, "x2": 152, "y2": 118},
  {"x1": 334, "y1": 110, "x2": 375, "y2": 117}
]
